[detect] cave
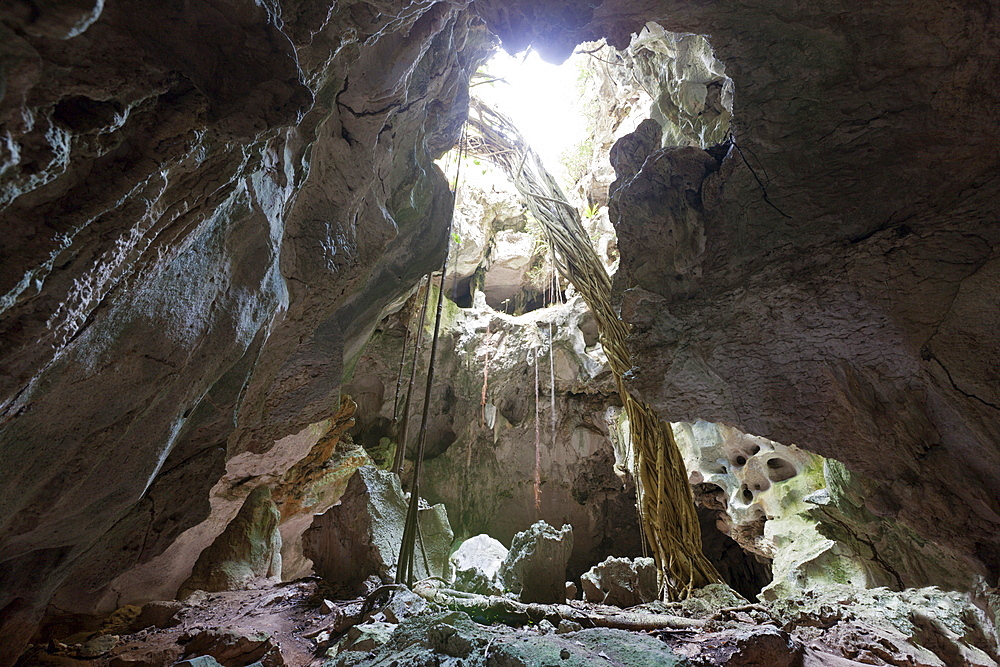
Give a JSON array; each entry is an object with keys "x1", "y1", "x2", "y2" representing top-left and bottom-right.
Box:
[{"x1": 1, "y1": 1, "x2": 999, "y2": 666}]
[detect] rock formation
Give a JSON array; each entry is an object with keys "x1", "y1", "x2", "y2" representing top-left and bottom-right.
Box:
[
  {"x1": 1, "y1": 0, "x2": 998, "y2": 662},
  {"x1": 498, "y1": 521, "x2": 574, "y2": 604},
  {"x1": 302, "y1": 465, "x2": 453, "y2": 592}
]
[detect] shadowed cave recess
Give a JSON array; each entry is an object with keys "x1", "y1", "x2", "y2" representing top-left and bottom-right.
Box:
[{"x1": 1, "y1": 1, "x2": 999, "y2": 665}]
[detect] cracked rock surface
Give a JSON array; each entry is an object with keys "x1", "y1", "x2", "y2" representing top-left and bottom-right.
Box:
[{"x1": 2, "y1": 0, "x2": 999, "y2": 662}]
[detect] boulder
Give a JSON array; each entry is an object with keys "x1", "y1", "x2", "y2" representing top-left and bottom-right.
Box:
[
  {"x1": 132, "y1": 600, "x2": 184, "y2": 631},
  {"x1": 336, "y1": 621, "x2": 395, "y2": 655},
  {"x1": 181, "y1": 627, "x2": 282, "y2": 666},
  {"x1": 451, "y1": 534, "x2": 508, "y2": 579},
  {"x1": 453, "y1": 567, "x2": 503, "y2": 596},
  {"x1": 450, "y1": 534, "x2": 508, "y2": 594},
  {"x1": 580, "y1": 556, "x2": 658, "y2": 607},
  {"x1": 498, "y1": 521, "x2": 574, "y2": 604},
  {"x1": 302, "y1": 466, "x2": 453, "y2": 593},
  {"x1": 381, "y1": 588, "x2": 429, "y2": 624},
  {"x1": 566, "y1": 581, "x2": 578, "y2": 600}
]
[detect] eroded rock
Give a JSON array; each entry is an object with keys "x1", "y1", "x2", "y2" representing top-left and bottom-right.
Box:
[
  {"x1": 499, "y1": 521, "x2": 574, "y2": 604},
  {"x1": 180, "y1": 486, "x2": 282, "y2": 596},
  {"x1": 580, "y1": 556, "x2": 658, "y2": 607},
  {"x1": 302, "y1": 466, "x2": 453, "y2": 592},
  {"x1": 673, "y1": 421, "x2": 975, "y2": 598}
]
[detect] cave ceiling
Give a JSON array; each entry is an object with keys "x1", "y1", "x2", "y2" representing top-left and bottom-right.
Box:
[{"x1": 0, "y1": 0, "x2": 997, "y2": 661}]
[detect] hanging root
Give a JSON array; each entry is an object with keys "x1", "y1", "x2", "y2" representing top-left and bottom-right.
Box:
[
  {"x1": 461, "y1": 97, "x2": 723, "y2": 600},
  {"x1": 412, "y1": 581, "x2": 705, "y2": 632}
]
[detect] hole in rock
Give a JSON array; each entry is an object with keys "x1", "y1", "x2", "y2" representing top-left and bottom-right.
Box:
[
  {"x1": 697, "y1": 506, "x2": 772, "y2": 601},
  {"x1": 441, "y1": 39, "x2": 634, "y2": 316},
  {"x1": 766, "y1": 457, "x2": 797, "y2": 483}
]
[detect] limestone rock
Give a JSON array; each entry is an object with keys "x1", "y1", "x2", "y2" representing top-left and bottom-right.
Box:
[
  {"x1": 453, "y1": 567, "x2": 504, "y2": 596},
  {"x1": 174, "y1": 658, "x2": 227, "y2": 667},
  {"x1": 77, "y1": 634, "x2": 119, "y2": 658},
  {"x1": 337, "y1": 621, "x2": 396, "y2": 656},
  {"x1": 498, "y1": 521, "x2": 574, "y2": 604},
  {"x1": 768, "y1": 585, "x2": 1000, "y2": 667},
  {"x1": 673, "y1": 421, "x2": 974, "y2": 598},
  {"x1": 0, "y1": 3, "x2": 489, "y2": 657},
  {"x1": 669, "y1": 626, "x2": 801, "y2": 667},
  {"x1": 132, "y1": 600, "x2": 184, "y2": 631},
  {"x1": 566, "y1": 581, "x2": 578, "y2": 600},
  {"x1": 334, "y1": 611, "x2": 688, "y2": 667},
  {"x1": 450, "y1": 534, "x2": 508, "y2": 590},
  {"x1": 580, "y1": 556, "x2": 658, "y2": 607},
  {"x1": 180, "y1": 486, "x2": 282, "y2": 595},
  {"x1": 181, "y1": 628, "x2": 282, "y2": 667},
  {"x1": 481, "y1": 230, "x2": 542, "y2": 311},
  {"x1": 302, "y1": 466, "x2": 453, "y2": 592},
  {"x1": 381, "y1": 588, "x2": 429, "y2": 624},
  {"x1": 446, "y1": 172, "x2": 527, "y2": 288}
]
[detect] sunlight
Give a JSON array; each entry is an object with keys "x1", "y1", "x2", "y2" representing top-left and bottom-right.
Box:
[{"x1": 473, "y1": 49, "x2": 589, "y2": 186}]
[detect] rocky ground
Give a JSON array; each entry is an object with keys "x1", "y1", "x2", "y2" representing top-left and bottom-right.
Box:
[{"x1": 16, "y1": 577, "x2": 999, "y2": 666}]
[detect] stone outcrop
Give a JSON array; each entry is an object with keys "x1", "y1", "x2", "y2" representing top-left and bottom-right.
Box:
[
  {"x1": 580, "y1": 556, "x2": 658, "y2": 607},
  {"x1": 302, "y1": 466, "x2": 453, "y2": 593},
  {"x1": 498, "y1": 521, "x2": 574, "y2": 604}
]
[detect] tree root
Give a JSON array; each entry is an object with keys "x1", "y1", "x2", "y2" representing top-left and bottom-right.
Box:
[{"x1": 412, "y1": 581, "x2": 706, "y2": 632}]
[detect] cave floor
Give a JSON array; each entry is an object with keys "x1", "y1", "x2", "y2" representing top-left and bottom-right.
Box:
[{"x1": 20, "y1": 578, "x2": 993, "y2": 667}]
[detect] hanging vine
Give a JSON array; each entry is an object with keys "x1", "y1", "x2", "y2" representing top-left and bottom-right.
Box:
[{"x1": 460, "y1": 97, "x2": 722, "y2": 600}]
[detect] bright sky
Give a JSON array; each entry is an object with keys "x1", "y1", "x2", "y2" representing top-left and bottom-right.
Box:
[{"x1": 473, "y1": 49, "x2": 588, "y2": 183}]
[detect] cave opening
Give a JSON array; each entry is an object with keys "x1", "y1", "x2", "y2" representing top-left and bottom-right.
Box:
[
  {"x1": 7, "y1": 3, "x2": 998, "y2": 662},
  {"x1": 417, "y1": 26, "x2": 773, "y2": 599}
]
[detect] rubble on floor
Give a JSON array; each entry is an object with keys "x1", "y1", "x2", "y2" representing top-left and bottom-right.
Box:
[{"x1": 15, "y1": 577, "x2": 999, "y2": 667}]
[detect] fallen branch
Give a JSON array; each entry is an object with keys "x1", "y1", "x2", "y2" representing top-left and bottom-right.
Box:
[{"x1": 412, "y1": 581, "x2": 705, "y2": 632}]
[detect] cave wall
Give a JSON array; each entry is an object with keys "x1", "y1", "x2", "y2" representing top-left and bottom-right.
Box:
[
  {"x1": 1, "y1": 0, "x2": 998, "y2": 661},
  {"x1": 0, "y1": 0, "x2": 493, "y2": 659},
  {"x1": 600, "y1": 2, "x2": 1000, "y2": 580},
  {"x1": 346, "y1": 291, "x2": 644, "y2": 579}
]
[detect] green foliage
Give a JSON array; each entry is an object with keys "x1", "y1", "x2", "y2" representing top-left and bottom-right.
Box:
[{"x1": 559, "y1": 136, "x2": 594, "y2": 185}]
